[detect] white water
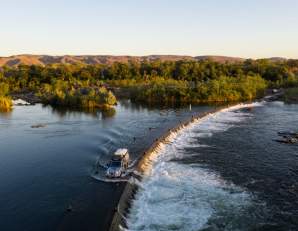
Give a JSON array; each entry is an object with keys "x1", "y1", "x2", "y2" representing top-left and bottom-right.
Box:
[{"x1": 126, "y1": 102, "x2": 264, "y2": 231}]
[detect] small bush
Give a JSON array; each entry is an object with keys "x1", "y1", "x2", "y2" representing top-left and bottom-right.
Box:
[{"x1": 0, "y1": 96, "x2": 12, "y2": 111}]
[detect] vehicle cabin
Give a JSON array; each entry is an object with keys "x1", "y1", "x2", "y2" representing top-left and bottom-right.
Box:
[
  {"x1": 112, "y1": 149, "x2": 129, "y2": 166},
  {"x1": 106, "y1": 148, "x2": 130, "y2": 178}
]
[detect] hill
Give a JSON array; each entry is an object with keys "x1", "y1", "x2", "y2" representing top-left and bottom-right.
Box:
[
  {"x1": 0, "y1": 54, "x2": 292, "y2": 67},
  {"x1": 0, "y1": 54, "x2": 247, "y2": 67},
  {"x1": 195, "y1": 55, "x2": 244, "y2": 63}
]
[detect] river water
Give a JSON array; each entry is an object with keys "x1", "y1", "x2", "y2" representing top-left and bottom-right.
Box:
[
  {"x1": 0, "y1": 101, "x2": 212, "y2": 231},
  {"x1": 126, "y1": 101, "x2": 298, "y2": 231},
  {"x1": 1, "y1": 100, "x2": 297, "y2": 231}
]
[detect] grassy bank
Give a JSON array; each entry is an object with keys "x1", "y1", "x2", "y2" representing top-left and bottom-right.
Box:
[{"x1": 0, "y1": 96, "x2": 12, "y2": 111}]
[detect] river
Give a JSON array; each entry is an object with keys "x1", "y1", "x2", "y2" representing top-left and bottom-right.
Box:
[
  {"x1": 0, "y1": 101, "x2": 212, "y2": 231},
  {"x1": 1, "y1": 100, "x2": 297, "y2": 231},
  {"x1": 126, "y1": 101, "x2": 298, "y2": 231}
]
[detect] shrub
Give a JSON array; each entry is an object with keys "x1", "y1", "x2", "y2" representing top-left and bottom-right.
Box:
[{"x1": 0, "y1": 96, "x2": 12, "y2": 111}]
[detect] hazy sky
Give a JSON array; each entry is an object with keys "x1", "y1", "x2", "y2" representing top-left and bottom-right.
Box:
[{"x1": 1, "y1": 0, "x2": 298, "y2": 58}]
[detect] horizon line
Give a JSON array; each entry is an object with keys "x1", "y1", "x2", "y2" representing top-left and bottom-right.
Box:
[{"x1": 0, "y1": 53, "x2": 295, "y2": 60}]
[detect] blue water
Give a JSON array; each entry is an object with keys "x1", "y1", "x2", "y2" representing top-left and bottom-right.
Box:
[
  {"x1": 1, "y1": 100, "x2": 297, "y2": 231},
  {"x1": 127, "y1": 101, "x2": 298, "y2": 231},
  {"x1": 0, "y1": 102, "x2": 212, "y2": 231}
]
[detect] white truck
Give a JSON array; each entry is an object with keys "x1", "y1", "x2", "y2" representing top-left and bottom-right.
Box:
[{"x1": 106, "y1": 149, "x2": 130, "y2": 178}]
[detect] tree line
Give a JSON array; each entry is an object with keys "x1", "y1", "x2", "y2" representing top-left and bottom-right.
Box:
[{"x1": 0, "y1": 58, "x2": 298, "y2": 109}]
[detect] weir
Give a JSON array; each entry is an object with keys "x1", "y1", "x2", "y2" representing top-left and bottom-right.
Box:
[{"x1": 108, "y1": 102, "x2": 262, "y2": 231}]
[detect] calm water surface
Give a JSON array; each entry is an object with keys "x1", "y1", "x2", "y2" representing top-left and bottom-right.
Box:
[{"x1": 0, "y1": 101, "x2": 212, "y2": 231}]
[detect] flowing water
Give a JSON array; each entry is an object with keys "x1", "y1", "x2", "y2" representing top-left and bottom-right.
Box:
[
  {"x1": 126, "y1": 101, "x2": 298, "y2": 231},
  {"x1": 1, "y1": 100, "x2": 297, "y2": 231},
  {"x1": 0, "y1": 101, "x2": 212, "y2": 231}
]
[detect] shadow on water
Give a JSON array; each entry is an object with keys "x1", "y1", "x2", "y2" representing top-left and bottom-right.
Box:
[
  {"x1": 0, "y1": 110, "x2": 12, "y2": 119},
  {"x1": 122, "y1": 98, "x2": 252, "y2": 110},
  {"x1": 44, "y1": 105, "x2": 116, "y2": 119}
]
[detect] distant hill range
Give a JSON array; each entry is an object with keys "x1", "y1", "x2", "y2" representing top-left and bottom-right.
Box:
[{"x1": 0, "y1": 54, "x2": 289, "y2": 67}]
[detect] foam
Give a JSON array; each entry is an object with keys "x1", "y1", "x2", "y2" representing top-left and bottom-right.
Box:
[
  {"x1": 127, "y1": 163, "x2": 251, "y2": 231},
  {"x1": 125, "y1": 102, "x2": 264, "y2": 231}
]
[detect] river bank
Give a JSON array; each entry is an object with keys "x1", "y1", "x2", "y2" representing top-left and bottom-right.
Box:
[{"x1": 10, "y1": 91, "x2": 41, "y2": 104}]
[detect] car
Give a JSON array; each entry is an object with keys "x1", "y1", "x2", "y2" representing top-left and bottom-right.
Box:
[{"x1": 106, "y1": 149, "x2": 130, "y2": 178}]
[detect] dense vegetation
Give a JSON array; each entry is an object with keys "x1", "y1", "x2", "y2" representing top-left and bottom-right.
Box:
[
  {"x1": 0, "y1": 65, "x2": 117, "y2": 109},
  {"x1": 0, "y1": 58, "x2": 298, "y2": 108},
  {"x1": 283, "y1": 87, "x2": 298, "y2": 103},
  {"x1": 37, "y1": 81, "x2": 116, "y2": 108},
  {"x1": 109, "y1": 75, "x2": 266, "y2": 104}
]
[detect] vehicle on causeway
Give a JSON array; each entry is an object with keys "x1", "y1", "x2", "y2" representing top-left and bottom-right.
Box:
[{"x1": 106, "y1": 149, "x2": 130, "y2": 178}]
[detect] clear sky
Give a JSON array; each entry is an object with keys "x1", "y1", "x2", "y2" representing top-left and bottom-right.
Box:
[{"x1": 1, "y1": 0, "x2": 298, "y2": 58}]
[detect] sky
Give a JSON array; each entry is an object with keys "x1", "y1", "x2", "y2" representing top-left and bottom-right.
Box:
[{"x1": 0, "y1": 0, "x2": 298, "y2": 58}]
